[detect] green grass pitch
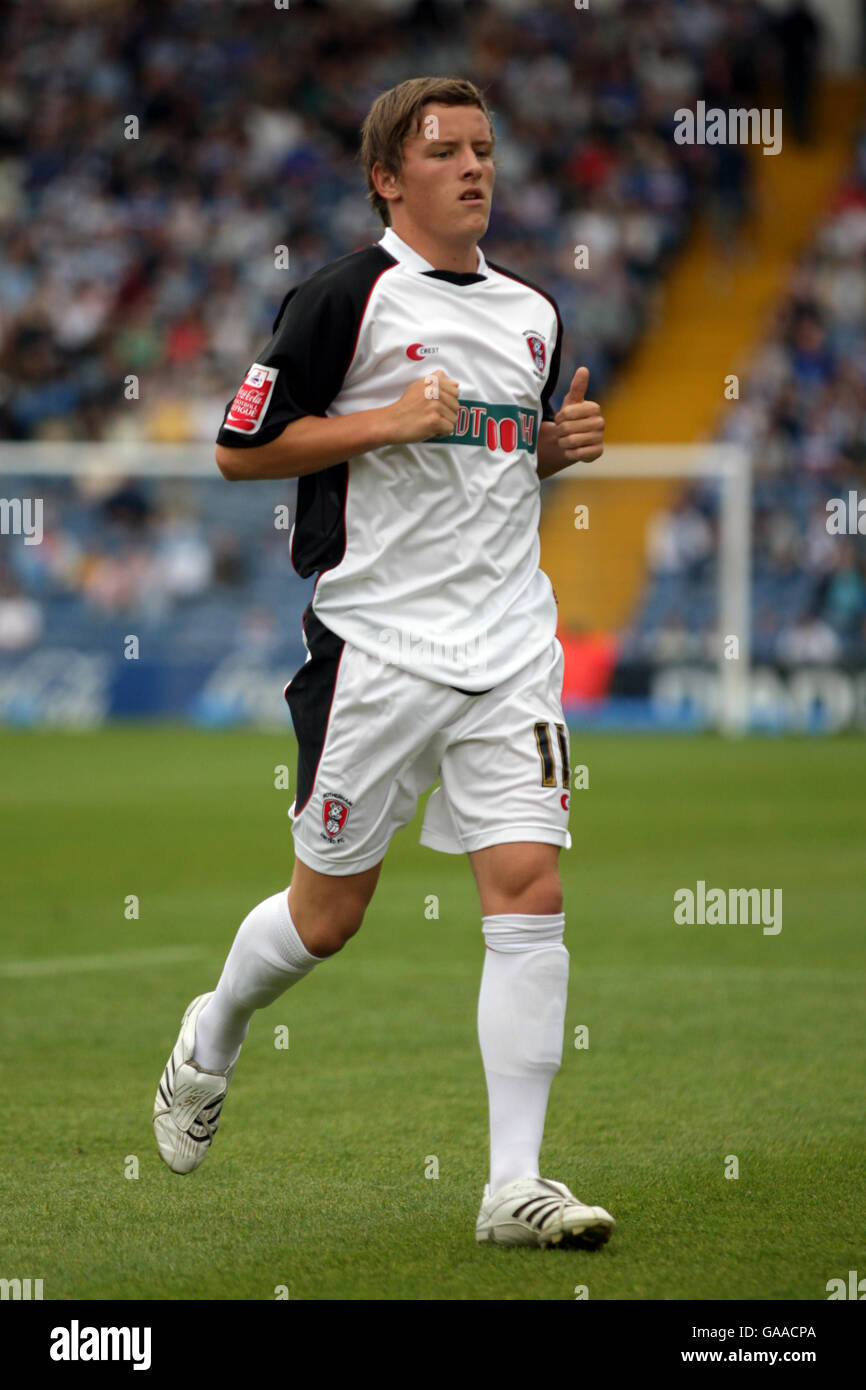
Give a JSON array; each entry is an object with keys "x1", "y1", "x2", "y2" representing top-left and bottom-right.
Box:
[{"x1": 0, "y1": 726, "x2": 863, "y2": 1301}]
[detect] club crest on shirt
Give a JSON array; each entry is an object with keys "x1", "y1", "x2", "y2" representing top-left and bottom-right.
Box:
[
  {"x1": 523, "y1": 330, "x2": 546, "y2": 377},
  {"x1": 322, "y1": 792, "x2": 352, "y2": 842}
]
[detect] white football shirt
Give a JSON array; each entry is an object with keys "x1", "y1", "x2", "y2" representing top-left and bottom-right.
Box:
[{"x1": 217, "y1": 226, "x2": 563, "y2": 690}]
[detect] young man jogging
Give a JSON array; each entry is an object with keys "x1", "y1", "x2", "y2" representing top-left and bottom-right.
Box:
[{"x1": 154, "y1": 76, "x2": 613, "y2": 1250}]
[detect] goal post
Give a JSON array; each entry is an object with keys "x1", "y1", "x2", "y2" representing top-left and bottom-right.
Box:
[{"x1": 546, "y1": 444, "x2": 753, "y2": 736}]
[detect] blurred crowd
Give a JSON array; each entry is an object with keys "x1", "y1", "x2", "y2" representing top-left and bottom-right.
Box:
[
  {"x1": 2, "y1": 0, "x2": 859, "y2": 672},
  {"x1": 0, "y1": 472, "x2": 297, "y2": 656},
  {"x1": 0, "y1": 0, "x2": 785, "y2": 445}
]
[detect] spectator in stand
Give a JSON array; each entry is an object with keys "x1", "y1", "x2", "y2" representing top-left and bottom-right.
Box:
[
  {"x1": 0, "y1": 574, "x2": 43, "y2": 651},
  {"x1": 775, "y1": 1, "x2": 822, "y2": 145},
  {"x1": 776, "y1": 611, "x2": 841, "y2": 666},
  {"x1": 646, "y1": 492, "x2": 714, "y2": 581},
  {"x1": 819, "y1": 542, "x2": 866, "y2": 637}
]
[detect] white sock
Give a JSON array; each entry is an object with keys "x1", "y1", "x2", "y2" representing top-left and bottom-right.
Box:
[
  {"x1": 477, "y1": 913, "x2": 568, "y2": 1195},
  {"x1": 193, "y1": 888, "x2": 323, "y2": 1072}
]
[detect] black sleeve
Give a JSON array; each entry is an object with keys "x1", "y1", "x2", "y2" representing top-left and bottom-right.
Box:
[
  {"x1": 540, "y1": 294, "x2": 563, "y2": 423},
  {"x1": 216, "y1": 245, "x2": 395, "y2": 449}
]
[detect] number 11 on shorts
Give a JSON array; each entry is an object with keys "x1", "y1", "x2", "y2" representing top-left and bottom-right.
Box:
[{"x1": 534, "y1": 721, "x2": 570, "y2": 788}]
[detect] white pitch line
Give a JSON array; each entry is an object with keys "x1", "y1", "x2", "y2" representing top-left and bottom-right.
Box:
[{"x1": 0, "y1": 946, "x2": 210, "y2": 979}]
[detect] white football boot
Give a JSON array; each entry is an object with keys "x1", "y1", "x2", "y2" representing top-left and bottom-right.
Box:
[
  {"x1": 153, "y1": 992, "x2": 239, "y2": 1174},
  {"x1": 476, "y1": 1177, "x2": 615, "y2": 1249}
]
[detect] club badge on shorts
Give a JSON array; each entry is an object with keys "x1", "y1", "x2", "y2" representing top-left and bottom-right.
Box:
[
  {"x1": 322, "y1": 792, "x2": 352, "y2": 844},
  {"x1": 223, "y1": 362, "x2": 279, "y2": 434}
]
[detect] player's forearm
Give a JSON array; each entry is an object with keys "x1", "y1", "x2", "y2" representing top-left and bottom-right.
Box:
[
  {"x1": 536, "y1": 422, "x2": 573, "y2": 481},
  {"x1": 215, "y1": 406, "x2": 397, "y2": 481}
]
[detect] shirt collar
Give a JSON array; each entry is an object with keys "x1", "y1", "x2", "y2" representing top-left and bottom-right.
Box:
[{"x1": 378, "y1": 226, "x2": 488, "y2": 276}]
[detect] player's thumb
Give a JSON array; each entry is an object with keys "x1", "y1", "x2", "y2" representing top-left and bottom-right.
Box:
[{"x1": 564, "y1": 366, "x2": 589, "y2": 404}]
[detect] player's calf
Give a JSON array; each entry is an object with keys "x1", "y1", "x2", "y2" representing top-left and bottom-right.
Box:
[{"x1": 287, "y1": 857, "x2": 382, "y2": 957}]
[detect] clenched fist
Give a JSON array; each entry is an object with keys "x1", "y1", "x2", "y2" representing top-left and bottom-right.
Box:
[
  {"x1": 553, "y1": 367, "x2": 605, "y2": 463},
  {"x1": 384, "y1": 369, "x2": 460, "y2": 445}
]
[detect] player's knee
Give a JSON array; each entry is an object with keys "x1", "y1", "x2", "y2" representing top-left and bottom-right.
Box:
[
  {"x1": 294, "y1": 900, "x2": 367, "y2": 958},
  {"x1": 496, "y1": 866, "x2": 563, "y2": 916},
  {"x1": 524, "y1": 872, "x2": 563, "y2": 917},
  {"x1": 304, "y1": 925, "x2": 355, "y2": 957}
]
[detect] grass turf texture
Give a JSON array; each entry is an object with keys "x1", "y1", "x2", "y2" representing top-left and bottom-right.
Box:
[{"x1": 0, "y1": 726, "x2": 863, "y2": 1301}]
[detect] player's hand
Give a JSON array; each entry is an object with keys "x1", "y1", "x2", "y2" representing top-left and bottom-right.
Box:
[
  {"x1": 383, "y1": 370, "x2": 460, "y2": 444},
  {"x1": 553, "y1": 367, "x2": 605, "y2": 462}
]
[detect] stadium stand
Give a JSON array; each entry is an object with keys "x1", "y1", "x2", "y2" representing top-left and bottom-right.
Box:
[{"x1": 0, "y1": 0, "x2": 863, "y2": 724}]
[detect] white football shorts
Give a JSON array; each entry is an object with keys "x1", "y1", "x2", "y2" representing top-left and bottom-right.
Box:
[{"x1": 284, "y1": 607, "x2": 573, "y2": 876}]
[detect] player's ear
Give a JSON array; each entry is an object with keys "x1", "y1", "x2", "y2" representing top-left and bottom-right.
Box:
[{"x1": 372, "y1": 160, "x2": 401, "y2": 206}]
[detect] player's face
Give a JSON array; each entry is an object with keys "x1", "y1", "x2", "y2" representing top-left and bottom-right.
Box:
[{"x1": 386, "y1": 103, "x2": 495, "y2": 245}]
